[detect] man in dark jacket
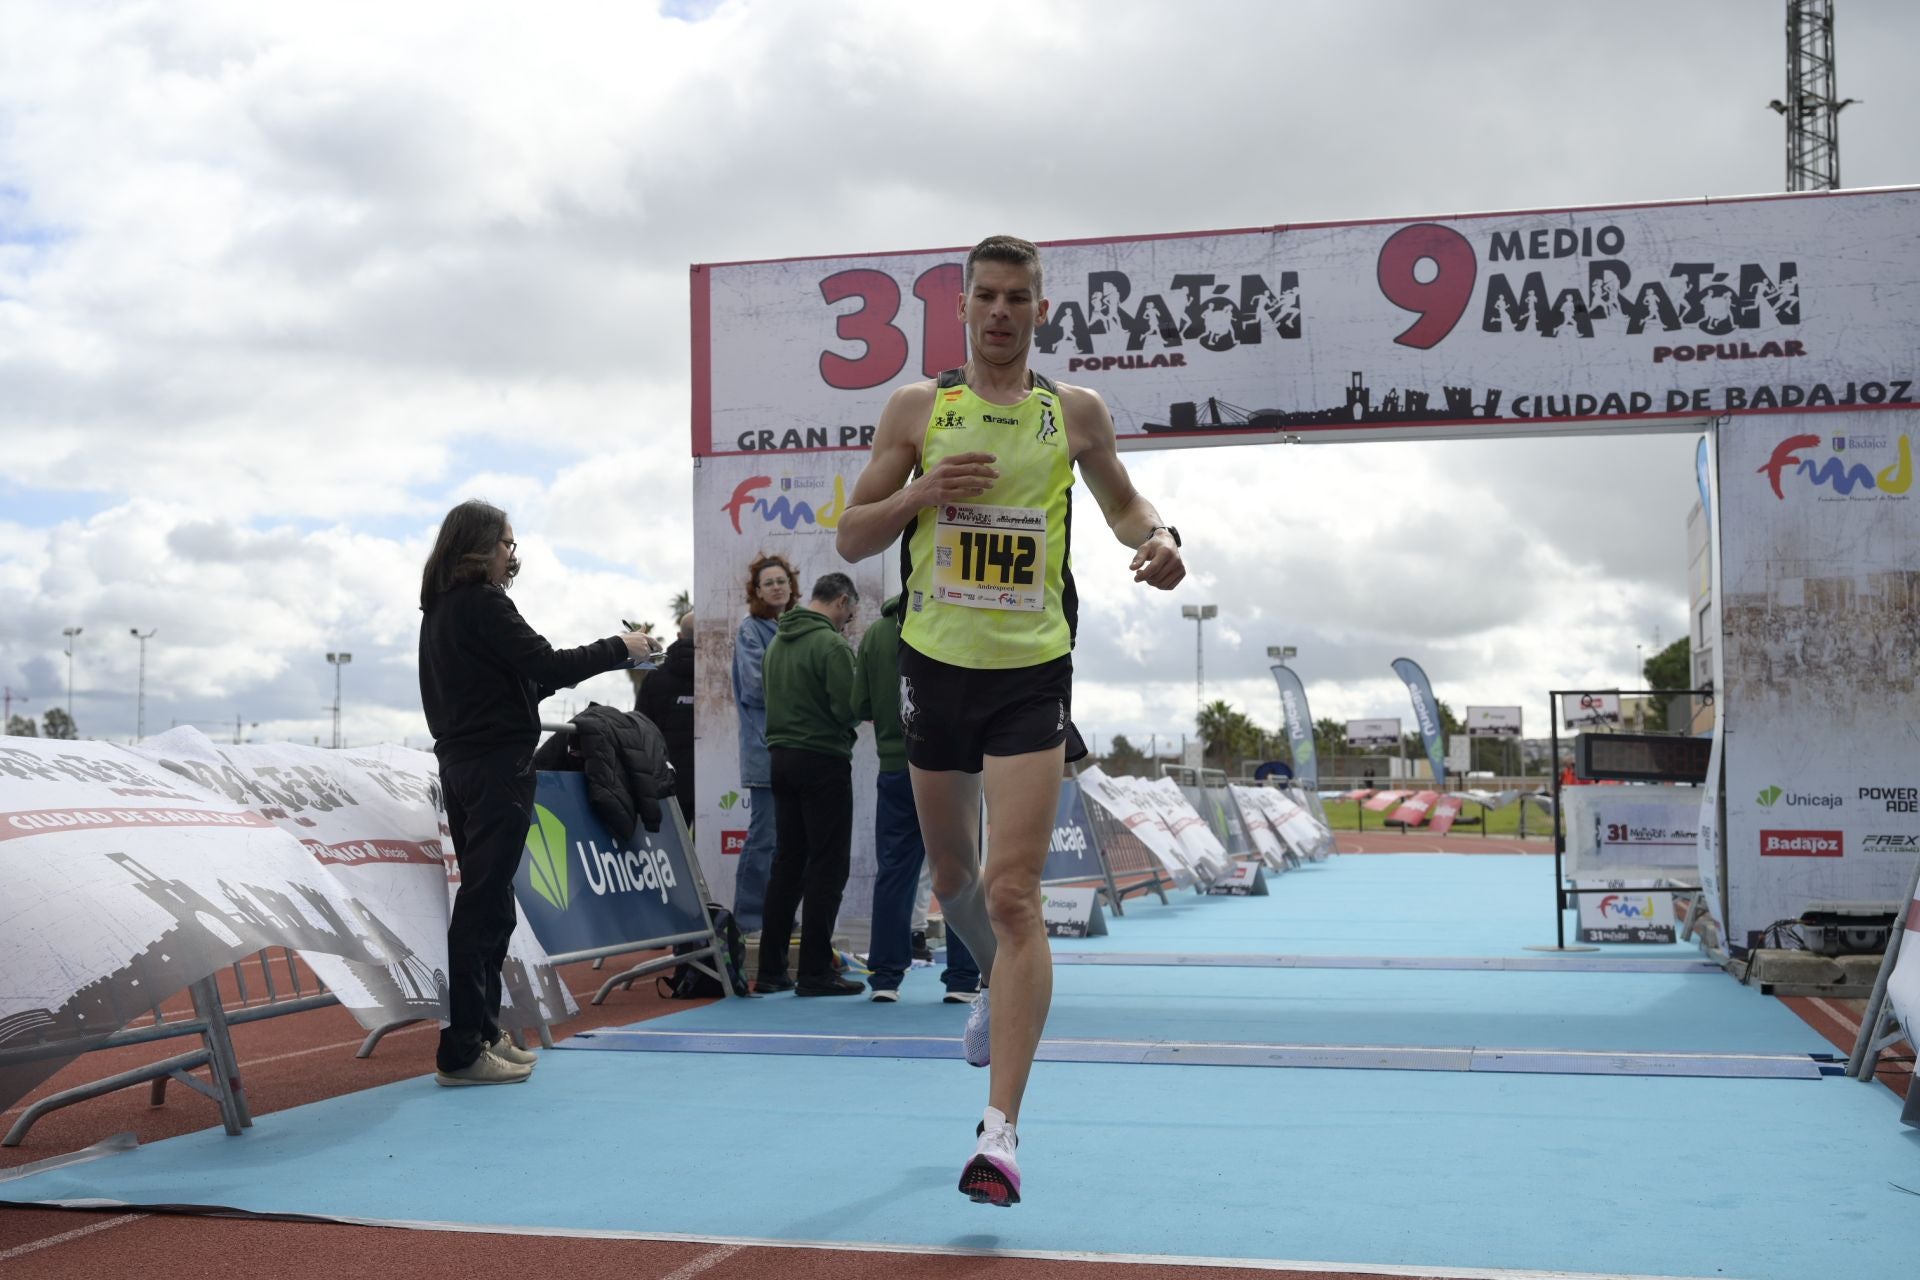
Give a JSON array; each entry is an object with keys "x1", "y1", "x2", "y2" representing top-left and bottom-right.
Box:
[
  {"x1": 637, "y1": 611, "x2": 696, "y2": 830},
  {"x1": 857, "y1": 594, "x2": 980, "y2": 1002},
  {"x1": 754, "y1": 572, "x2": 862, "y2": 996}
]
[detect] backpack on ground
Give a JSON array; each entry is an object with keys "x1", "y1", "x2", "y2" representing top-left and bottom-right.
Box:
[{"x1": 657, "y1": 903, "x2": 749, "y2": 999}]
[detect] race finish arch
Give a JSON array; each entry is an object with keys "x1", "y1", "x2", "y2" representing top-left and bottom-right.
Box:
[{"x1": 685, "y1": 186, "x2": 1920, "y2": 955}]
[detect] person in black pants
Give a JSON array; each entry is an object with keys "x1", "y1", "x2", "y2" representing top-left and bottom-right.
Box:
[
  {"x1": 755, "y1": 573, "x2": 863, "y2": 996},
  {"x1": 636, "y1": 610, "x2": 696, "y2": 831},
  {"x1": 418, "y1": 499, "x2": 657, "y2": 1085}
]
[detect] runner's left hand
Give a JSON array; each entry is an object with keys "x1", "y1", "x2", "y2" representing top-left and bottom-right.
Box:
[{"x1": 1131, "y1": 532, "x2": 1185, "y2": 589}]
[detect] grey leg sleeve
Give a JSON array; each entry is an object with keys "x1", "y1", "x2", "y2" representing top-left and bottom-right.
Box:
[{"x1": 939, "y1": 875, "x2": 997, "y2": 985}]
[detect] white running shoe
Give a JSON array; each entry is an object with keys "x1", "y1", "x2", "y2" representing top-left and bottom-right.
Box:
[
  {"x1": 962, "y1": 985, "x2": 991, "y2": 1067},
  {"x1": 959, "y1": 1107, "x2": 1020, "y2": 1206}
]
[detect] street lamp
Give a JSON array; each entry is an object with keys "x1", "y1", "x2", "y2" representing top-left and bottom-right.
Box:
[
  {"x1": 1266, "y1": 645, "x2": 1297, "y2": 665},
  {"x1": 130, "y1": 628, "x2": 156, "y2": 742},
  {"x1": 61, "y1": 627, "x2": 83, "y2": 726},
  {"x1": 1180, "y1": 604, "x2": 1218, "y2": 715},
  {"x1": 325, "y1": 651, "x2": 353, "y2": 748}
]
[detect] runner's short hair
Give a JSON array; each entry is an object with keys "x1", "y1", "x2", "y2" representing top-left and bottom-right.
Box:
[
  {"x1": 811, "y1": 572, "x2": 859, "y2": 605},
  {"x1": 966, "y1": 235, "x2": 1042, "y2": 295}
]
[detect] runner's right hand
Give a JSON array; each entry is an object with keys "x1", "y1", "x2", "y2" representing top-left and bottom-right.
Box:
[{"x1": 912, "y1": 452, "x2": 999, "y2": 505}]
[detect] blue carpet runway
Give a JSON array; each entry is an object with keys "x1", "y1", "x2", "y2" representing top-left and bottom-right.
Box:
[{"x1": 3, "y1": 854, "x2": 1914, "y2": 1280}]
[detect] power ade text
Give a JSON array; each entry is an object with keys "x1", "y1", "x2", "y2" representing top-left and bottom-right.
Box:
[{"x1": 1860, "y1": 786, "x2": 1920, "y2": 814}]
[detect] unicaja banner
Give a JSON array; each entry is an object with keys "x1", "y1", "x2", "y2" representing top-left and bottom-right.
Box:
[
  {"x1": 693, "y1": 188, "x2": 1920, "y2": 458},
  {"x1": 513, "y1": 772, "x2": 709, "y2": 958},
  {"x1": 1270, "y1": 664, "x2": 1318, "y2": 788},
  {"x1": 1391, "y1": 658, "x2": 1448, "y2": 784}
]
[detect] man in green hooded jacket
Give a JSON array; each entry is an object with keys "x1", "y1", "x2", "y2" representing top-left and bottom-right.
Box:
[{"x1": 755, "y1": 571, "x2": 862, "y2": 996}]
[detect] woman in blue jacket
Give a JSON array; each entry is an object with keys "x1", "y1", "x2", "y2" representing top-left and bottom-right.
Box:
[{"x1": 731, "y1": 553, "x2": 796, "y2": 932}]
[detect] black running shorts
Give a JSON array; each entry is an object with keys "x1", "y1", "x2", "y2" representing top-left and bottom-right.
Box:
[{"x1": 898, "y1": 642, "x2": 1083, "y2": 773}]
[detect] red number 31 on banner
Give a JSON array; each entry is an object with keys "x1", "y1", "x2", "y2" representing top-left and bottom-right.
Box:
[
  {"x1": 819, "y1": 264, "x2": 966, "y2": 389},
  {"x1": 1376, "y1": 223, "x2": 1476, "y2": 350}
]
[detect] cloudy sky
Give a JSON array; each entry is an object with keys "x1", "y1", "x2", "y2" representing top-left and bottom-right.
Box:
[{"x1": 3, "y1": 0, "x2": 1916, "y2": 754}]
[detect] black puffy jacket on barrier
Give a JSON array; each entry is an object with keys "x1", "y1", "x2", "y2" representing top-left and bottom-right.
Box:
[{"x1": 530, "y1": 703, "x2": 676, "y2": 840}]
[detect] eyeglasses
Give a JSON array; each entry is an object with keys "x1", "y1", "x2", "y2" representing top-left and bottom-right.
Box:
[{"x1": 499, "y1": 539, "x2": 517, "y2": 552}]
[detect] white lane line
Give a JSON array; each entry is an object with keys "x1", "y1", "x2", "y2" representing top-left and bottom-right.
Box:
[
  {"x1": 1809, "y1": 997, "x2": 1862, "y2": 1037},
  {"x1": 186, "y1": 1211, "x2": 1733, "y2": 1280},
  {"x1": 0, "y1": 1212, "x2": 147, "y2": 1262},
  {"x1": 658, "y1": 1243, "x2": 743, "y2": 1279}
]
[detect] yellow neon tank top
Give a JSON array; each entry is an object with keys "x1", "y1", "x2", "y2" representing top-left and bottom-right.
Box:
[{"x1": 900, "y1": 368, "x2": 1076, "y2": 670}]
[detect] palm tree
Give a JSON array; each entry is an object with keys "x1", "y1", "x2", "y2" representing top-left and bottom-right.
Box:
[{"x1": 670, "y1": 590, "x2": 692, "y2": 622}]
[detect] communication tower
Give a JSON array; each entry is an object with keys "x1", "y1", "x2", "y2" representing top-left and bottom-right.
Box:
[{"x1": 1768, "y1": 1, "x2": 1858, "y2": 191}]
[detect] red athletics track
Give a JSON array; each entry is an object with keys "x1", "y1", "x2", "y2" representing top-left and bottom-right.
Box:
[{"x1": 2, "y1": 887, "x2": 1909, "y2": 1280}]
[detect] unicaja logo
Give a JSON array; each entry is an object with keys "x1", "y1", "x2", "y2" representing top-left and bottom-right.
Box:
[
  {"x1": 1757, "y1": 785, "x2": 1782, "y2": 807},
  {"x1": 525, "y1": 805, "x2": 571, "y2": 910}
]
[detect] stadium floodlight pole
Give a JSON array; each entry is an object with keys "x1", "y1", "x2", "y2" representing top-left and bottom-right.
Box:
[
  {"x1": 2, "y1": 687, "x2": 25, "y2": 733},
  {"x1": 1181, "y1": 604, "x2": 1218, "y2": 715},
  {"x1": 325, "y1": 651, "x2": 353, "y2": 749},
  {"x1": 129, "y1": 628, "x2": 157, "y2": 742},
  {"x1": 61, "y1": 626, "x2": 83, "y2": 724}
]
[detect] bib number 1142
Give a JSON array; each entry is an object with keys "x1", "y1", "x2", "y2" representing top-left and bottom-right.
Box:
[{"x1": 959, "y1": 530, "x2": 1037, "y2": 586}]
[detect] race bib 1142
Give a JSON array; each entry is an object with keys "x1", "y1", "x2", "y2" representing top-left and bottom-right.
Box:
[{"x1": 931, "y1": 503, "x2": 1046, "y2": 611}]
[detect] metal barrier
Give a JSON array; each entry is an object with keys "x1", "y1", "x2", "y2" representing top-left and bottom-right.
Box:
[{"x1": 3, "y1": 948, "x2": 334, "y2": 1146}]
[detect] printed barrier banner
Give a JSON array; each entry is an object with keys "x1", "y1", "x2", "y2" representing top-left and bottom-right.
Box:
[
  {"x1": 1270, "y1": 665, "x2": 1319, "y2": 788},
  {"x1": 1429, "y1": 794, "x2": 1465, "y2": 835},
  {"x1": 691, "y1": 450, "x2": 888, "y2": 922},
  {"x1": 1574, "y1": 879, "x2": 1681, "y2": 944},
  {"x1": 1075, "y1": 767, "x2": 1198, "y2": 885},
  {"x1": 129, "y1": 732, "x2": 575, "y2": 1032},
  {"x1": 0, "y1": 736, "x2": 405, "y2": 1113},
  {"x1": 1229, "y1": 788, "x2": 1287, "y2": 868},
  {"x1": 1236, "y1": 786, "x2": 1334, "y2": 862},
  {"x1": 1389, "y1": 790, "x2": 1440, "y2": 827},
  {"x1": 694, "y1": 188, "x2": 1920, "y2": 457},
  {"x1": 1141, "y1": 778, "x2": 1230, "y2": 878},
  {"x1": 513, "y1": 771, "x2": 710, "y2": 959},
  {"x1": 1562, "y1": 786, "x2": 1702, "y2": 877},
  {"x1": 1718, "y1": 411, "x2": 1920, "y2": 951},
  {"x1": 1039, "y1": 778, "x2": 1103, "y2": 885},
  {"x1": 1181, "y1": 784, "x2": 1253, "y2": 861}
]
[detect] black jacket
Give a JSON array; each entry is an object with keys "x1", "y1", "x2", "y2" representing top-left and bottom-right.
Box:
[
  {"x1": 420, "y1": 583, "x2": 628, "y2": 764},
  {"x1": 531, "y1": 703, "x2": 677, "y2": 840},
  {"x1": 635, "y1": 637, "x2": 695, "y2": 820}
]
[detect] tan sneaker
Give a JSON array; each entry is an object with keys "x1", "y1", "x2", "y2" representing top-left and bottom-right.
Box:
[
  {"x1": 435, "y1": 1049, "x2": 533, "y2": 1087},
  {"x1": 490, "y1": 1032, "x2": 537, "y2": 1067}
]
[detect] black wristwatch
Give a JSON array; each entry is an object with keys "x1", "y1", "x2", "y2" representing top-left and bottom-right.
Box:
[{"x1": 1150, "y1": 525, "x2": 1181, "y2": 547}]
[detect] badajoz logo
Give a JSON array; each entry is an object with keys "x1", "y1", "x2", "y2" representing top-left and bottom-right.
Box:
[
  {"x1": 523, "y1": 804, "x2": 680, "y2": 909},
  {"x1": 1756, "y1": 784, "x2": 1840, "y2": 809}
]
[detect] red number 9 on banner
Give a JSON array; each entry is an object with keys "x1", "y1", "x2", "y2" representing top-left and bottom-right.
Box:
[{"x1": 1376, "y1": 223, "x2": 1476, "y2": 349}]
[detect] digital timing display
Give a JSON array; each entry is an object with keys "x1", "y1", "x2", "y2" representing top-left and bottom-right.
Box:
[{"x1": 1573, "y1": 732, "x2": 1712, "y2": 784}]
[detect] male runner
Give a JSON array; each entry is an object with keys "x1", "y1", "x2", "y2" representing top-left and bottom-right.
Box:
[{"x1": 836, "y1": 235, "x2": 1185, "y2": 1206}]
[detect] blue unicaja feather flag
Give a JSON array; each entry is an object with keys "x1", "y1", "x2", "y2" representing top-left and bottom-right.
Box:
[
  {"x1": 1390, "y1": 658, "x2": 1447, "y2": 784},
  {"x1": 1269, "y1": 664, "x2": 1318, "y2": 789}
]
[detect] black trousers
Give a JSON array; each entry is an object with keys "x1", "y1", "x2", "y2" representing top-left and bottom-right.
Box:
[
  {"x1": 437, "y1": 744, "x2": 536, "y2": 1072},
  {"x1": 757, "y1": 747, "x2": 853, "y2": 983}
]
